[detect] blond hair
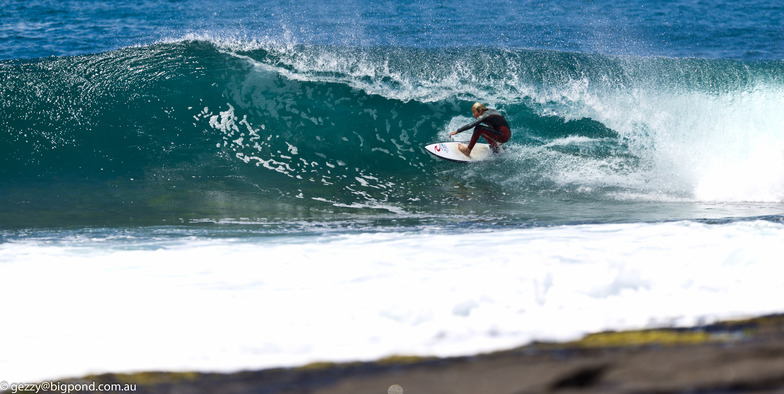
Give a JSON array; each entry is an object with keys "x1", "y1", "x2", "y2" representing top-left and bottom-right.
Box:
[{"x1": 471, "y1": 102, "x2": 488, "y2": 113}]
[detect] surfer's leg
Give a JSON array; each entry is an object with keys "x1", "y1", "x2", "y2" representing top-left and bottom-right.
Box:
[
  {"x1": 484, "y1": 136, "x2": 501, "y2": 152},
  {"x1": 461, "y1": 125, "x2": 507, "y2": 156},
  {"x1": 486, "y1": 126, "x2": 511, "y2": 153},
  {"x1": 467, "y1": 125, "x2": 494, "y2": 150},
  {"x1": 497, "y1": 126, "x2": 511, "y2": 144},
  {"x1": 458, "y1": 126, "x2": 485, "y2": 156},
  {"x1": 471, "y1": 125, "x2": 503, "y2": 151}
]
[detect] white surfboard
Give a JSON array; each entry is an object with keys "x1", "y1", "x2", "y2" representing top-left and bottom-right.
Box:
[{"x1": 424, "y1": 142, "x2": 496, "y2": 163}]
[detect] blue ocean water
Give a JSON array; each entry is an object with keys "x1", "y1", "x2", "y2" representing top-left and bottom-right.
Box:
[{"x1": 2, "y1": 0, "x2": 784, "y2": 382}]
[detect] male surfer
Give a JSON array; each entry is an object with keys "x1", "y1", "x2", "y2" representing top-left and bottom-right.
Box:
[{"x1": 449, "y1": 103, "x2": 511, "y2": 157}]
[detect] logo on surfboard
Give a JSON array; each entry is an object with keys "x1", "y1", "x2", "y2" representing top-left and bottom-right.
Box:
[{"x1": 435, "y1": 143, "x2": 447, "y2": 153}]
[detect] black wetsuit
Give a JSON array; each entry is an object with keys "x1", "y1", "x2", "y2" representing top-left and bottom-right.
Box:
[{"x1": 455, "y1": 109, "x2": 511, "y2": 151}]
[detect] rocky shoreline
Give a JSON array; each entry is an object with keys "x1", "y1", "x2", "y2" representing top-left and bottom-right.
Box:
[{"x1": 12, "y1": 314, "x2": 784, "y2": 393}]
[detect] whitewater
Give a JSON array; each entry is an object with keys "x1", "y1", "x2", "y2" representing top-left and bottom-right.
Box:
[
  {"x1": 3, "y1": 218, "x2": 784, "y2": 381},
  {"x1": 2, "y1": 0, "x2": 784, "y2": 383}
]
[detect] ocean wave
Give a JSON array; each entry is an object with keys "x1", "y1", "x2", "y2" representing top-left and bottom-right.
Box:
[{"x1": 1, "y1": 39, "x2": 782, "y2": 225}]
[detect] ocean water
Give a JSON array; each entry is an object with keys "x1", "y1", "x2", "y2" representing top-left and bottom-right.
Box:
[{"x1": 2, "y1": 0, "x2": 784, "y2": 382}]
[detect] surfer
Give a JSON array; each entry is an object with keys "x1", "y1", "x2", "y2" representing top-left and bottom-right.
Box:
[{"x1": 449, "y1": 103, "x2": 511, "y2": 156}]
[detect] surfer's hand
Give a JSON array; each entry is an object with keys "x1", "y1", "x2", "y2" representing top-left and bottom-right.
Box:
[{"x1": 449, "y1": 131, "x2": 458, "y2": 138}]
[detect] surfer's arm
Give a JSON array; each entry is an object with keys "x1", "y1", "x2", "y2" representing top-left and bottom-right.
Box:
[
  {"x1": 451, "y1": 114, "x2": 490, "y2": 137},
  {"x1": 456, "y1": 115, "x2": 487, "y2": 133}
]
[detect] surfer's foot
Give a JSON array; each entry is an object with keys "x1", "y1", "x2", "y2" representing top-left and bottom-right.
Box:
[
  {"x1": 458, "y1": 143, "x2": 472, "y2": 157},
  {"x1": 491, "y1": 143, "x2": 504, "y2": 153}
]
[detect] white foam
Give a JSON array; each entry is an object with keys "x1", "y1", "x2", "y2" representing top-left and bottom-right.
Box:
[
  {"x1": 559, "y1": 68, "x2": 784, "y2": 203},
  {"x1": 2, "y1": 220, "x2": 783, "y2": 382}
]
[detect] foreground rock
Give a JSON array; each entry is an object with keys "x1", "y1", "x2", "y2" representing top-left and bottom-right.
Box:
[{"x1": 13, "y1": 314, "x2": 784, "y2": 393}]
